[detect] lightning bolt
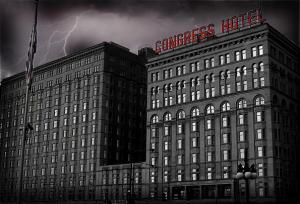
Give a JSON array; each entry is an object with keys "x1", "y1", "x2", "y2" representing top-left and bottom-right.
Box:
[
  {"x1": 63, "y1": 16, "x2": 79, "y2": 56},
  {"x1": 40, "y1": 30, "x2": 68, "y2": 63}
]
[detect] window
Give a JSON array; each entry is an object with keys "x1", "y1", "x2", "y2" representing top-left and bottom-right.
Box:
[
  {"x1": 256, "y1": 111, "x2": 264, "y2": 122},
  {"x1": 191, "y1": 121, "x2": 198, "y2": 132},
  {"x1": 206, "y1": 119, "x2": 212, "y2": 130},
  {"x1": 205, "y1": 59, "x2": 210, "y2": 68},
  {"x1": 177, "y1": 170, "x2": 183, "y2": 181},
  {"x1": 177, "y1": 155, "x2": 182, "y2": 165},
  {"x1": 207, "y1": 168, "x2": 212, "y2": 180},
  {"x1": 258, "y1": 45, "x2": 263, "y2": 55},
  {"x1": 240, "y1": 148, "x2": 245, "y2": 159},
  {"x1": 223, "y1": 150, "x2": 229, "y2": 161},
  {"x1": 223, "y1": 166, "x2": 229, "y2": 179},
  {"x1": 235, "y1": 51, "x2": 241, "y2": 61},
  {"x1": 256, "y1": 129, "x2": 264, "y2": 140},
  {"x1": 164, "y1": 156, "x2": 168, "y2": 166},
  {"x1": 237, "y1": 99, "x2": 247, "y2": 109},
  {"x1": 164, "y1": 141, "x2": 169, "y2": 151},
  {"x1": 220, "y1": 55, "x2": 225, "y2": 65},
  {"x1": 257, "y1": 146, "x2": 264, "y2": 157},
  {"x1": 258, "y1": 163, "x2": 264, "y2": 176},
  {"x1": 242, "y1": 49, "x2": 246, "y2": 59},
  {"x1": 206, "y1": 105, "x2": 214, "y2": 114},
  {"x1": 222, "y1": 117, "x2": 229, "y2": 127},
  {"x1": 177, "y1": 139, "x2": 182, "y2": 149},
  {"x1": 236, "y1": 82, "x2": 241, "y2": 92},
  {"x1": 192, "y1": 153, "x2": 197, "y2": 163},
  {"x1": 238, "y1": 114, "x2": 245, "y2": 125},
  {"x1": 192, "y1": 169, "x2": 198, "y2": 181},
  {"x1": 207, "y1": 151, "x2": 212, "y2": 162},
  {"x1": 151, "y1": 157, "x2": 156, "y2": 166},
  {"x1": 222, "y1": 133, "x2": 229, "y2": 144},
  {"x1": 252, "y1": 47, "x2": 257, "y2": 57},
  {"x1": 239, "y1": 131, "x2": 245, "y2": 142},
  {"x1": 254, "y1": 96, "x2": 265, "y2": 106},
  {"x1": 221, "y1": 102, "x2": 230, "y2": 112},
  {"x1": 164, "y1": 126, "x2": 170, "y2": 136},
  {"x1": 192, "y1": 137, "x2": 198, "y2": 147},
  {"x1": 260, "y1": 77, "x2": 265, "y2": 87},
  {"x1": 191, "y1": 108, "x2": 200, "y2": 117},
  {"x1": 151, "y1": 115, "x2": 159, "y2": 123}
]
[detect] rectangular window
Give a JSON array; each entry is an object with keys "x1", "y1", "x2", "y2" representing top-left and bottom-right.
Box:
[
  {"x1": 223, "y1": 150, "x2": 229, "y2": 161},
  {"x1": 236, "y1": 82, "x2": 241, "y2": 92},
  {"x1": 164, "y1": 141, "x2": 168, "y2": 151},
  {"x1": 192, "y1": 137, "x2": 197, "y2": 147},
  {"x1": 207, "y1": 167, "x2": 212, "y2": 180},
  {"x1": 192, "y1": 153, "x2": 197, "y2": 163},
  {"x1": 177, "y1": 139, "x2": 182, "y2": 149},
  {"x1": 240, "y1": 148, "x2": 245, "y2": 159},
  {"x1": 191, "y1": 121, "x2": 198, "y2": 132},
  {"x1": 252, "y1": 47, "x2": 257, "y2": 57},
  {"x1": 220, "y1": 55, "x2": 225, "y2": 65},
  {"x1": 164, "y1": 156, "x2": 168, "y2": 166},
  {"x1": 177, "y1": 155, "x2": 182, "y2": 165},
  {"x1": 207, "y1": 152, "x2": 212, "y2": 162},
  {"x1": 222, "y1": 133, "x2": 229, "y2": 144},
  {"x1": 258, "y1": 45, "x2": 263, "y2": 55},
  {"x1": 235, "y1": 51, "x2": 241, "y2": 61},
  {"x1": 239, "y1": 131, "x2": 245, "y2": 142},
  {"x1": 242, "y1": 49, "x2": 246, "y2": 59},
  {"x1": 257, "y1": 129, "x2": 264, "y2": 140},
  {"x1": 260, "y1": 77, "x2": 265, "y2": 87},
  {"x1": 222, "y1": 117, "x2": 229, "y2": 127},
  {"x1": 206, "y1": 119, "x2": 212, "y2": 130},
  {"x1": 253, "y1": 78, "x2": 259, "y2": 88},
  {"x1": 205, "y1": 88, "x2": 210, "y2": 98},
  {"x1": 223, "y1": 166, "x2": 229, "y2": 179},
  {"x1": 258, "y1": 146, "x2": 264, "y2": 157},
  {"x1": 243, "y1": 81, "x2": 247, "y2": 90}
]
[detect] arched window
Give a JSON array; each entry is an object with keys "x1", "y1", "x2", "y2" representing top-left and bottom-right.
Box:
[
  {"x1": 254, "y1": 95, "x2": 265, "y2": 106},
  {"x1": 151, "y1": 87, "x2": 155, "y2": 95},
  {"x1": 259, "y1": 62, "x2": 264, "y2": 72},
  {"x1": 191, "y1": 78, "x2": 195, "y2": 87},
  {"x1": 252, "y1": 63, "x2": 258, "y2": 73},
  {"x1": 176, "y1": 81, "x2": 181, "y2": 90},
  {"x1": 206, "y1": 105, "x2": 215, "y2": 115},
  {"x1": 237, "y1": 98, "x2": 247, "y2": 109},
  {"x1": 226, "y1": 70, "x2": 231, "y2": 79},
  {"x1": 236, "y1": 67, "x2": 241, "y2": 77},
  {"x1": 163, "y1": 84, "x2": 168, "y2": 93},
  {"x1": 177, "y1": 110, "x2": 185, "y2": 119},
  {"x1": 151, "y1": 115, "x2": 159, "y2": 124},
  {"x1": 164, "y1": 113, "x2": 172, "y2": 121},
  {"x1": 205, "y1": 75, "x2": 210, "y2": 84},
  {"x1": 191, "y1": 107, "x2": 200, "y2": 117},
  {"x1": 221, "y1": 102, "x2": 230, "y2": 112},
  {"x1": 168, "y1": 83, "x2": 173, "y2": 92},
  {"x1": 155, "y1": 86, "x2": 159, "y2": 94},
  {"x1": 210, "y1": 74, "x2": 215, "y2": 82},
  {"x1": 196, "y1": 77, "x2": 200, "y2": 85},
  {"x1": 182, "y1": 80, "x2": 186, "y2": 89},
  {"x1": 220, "y1": 71, "x2": 225, "y2": 80},
  {"x1": 242, "y1": 66, "x2": 247, "y2": 75}
]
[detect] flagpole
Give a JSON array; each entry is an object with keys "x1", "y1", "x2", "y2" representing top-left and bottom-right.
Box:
[{"x1": 17, "y1": 1, "x2": 39, "y2": 204}]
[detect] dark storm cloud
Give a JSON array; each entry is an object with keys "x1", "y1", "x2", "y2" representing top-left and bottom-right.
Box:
[{"x1": 0, "y1": 0, "x2": 299, "y2": 81}]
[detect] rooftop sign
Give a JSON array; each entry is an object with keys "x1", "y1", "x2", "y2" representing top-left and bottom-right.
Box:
[{"x1": 155, "y1": 8, "x2": 264, "y2": 54}]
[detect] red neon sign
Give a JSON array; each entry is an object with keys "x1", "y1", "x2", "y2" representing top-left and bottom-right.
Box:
[{"x1": 155, "y1": 8, "x2": 264, "y2": 54}]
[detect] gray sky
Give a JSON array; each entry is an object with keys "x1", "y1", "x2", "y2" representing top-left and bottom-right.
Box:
[{"x1": 0, "y1": 0, "x2": 299, "y2": 81}]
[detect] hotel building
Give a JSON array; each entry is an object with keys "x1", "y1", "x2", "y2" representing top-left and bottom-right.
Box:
[
  {"x1": 146, "y1": 23, "x2": 300, "y2": 202},
  {"x1": 0, "y1": 42, "x2": 147, "y2": 202}
]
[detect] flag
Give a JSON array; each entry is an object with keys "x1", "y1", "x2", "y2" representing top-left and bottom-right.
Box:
[{"x1": 25, "y1": 0, "x2": 39, "y2": 90}]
